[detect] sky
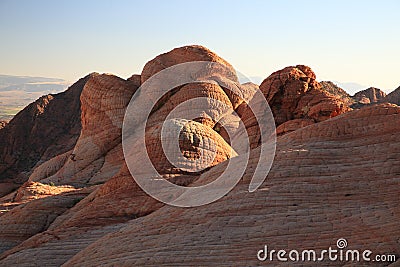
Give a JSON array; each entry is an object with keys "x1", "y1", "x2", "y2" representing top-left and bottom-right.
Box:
[{"x1": 0, "y1": 0, "x2": 399, "y2": 93}]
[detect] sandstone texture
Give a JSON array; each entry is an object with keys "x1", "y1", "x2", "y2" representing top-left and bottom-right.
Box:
[
  {"x1": 259, "y1": 66, "x2": 351, "y2": 135},
  {"x1": 65, "y1": 104, "x2": 400, "y2": 266},
  {"x1": 36, "y1": 73, "x2": 140, "y2": 186},
  {"x1": 0, "y1": 46, "x2": 399, "y2": 266},
  {"x1": 351, "y1": 87, "x2": 387, "y2": 108}
]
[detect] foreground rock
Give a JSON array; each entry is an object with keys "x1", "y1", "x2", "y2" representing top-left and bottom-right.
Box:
[{"x1": 60, "y1": 104, "x2": 399, "y2": 266}]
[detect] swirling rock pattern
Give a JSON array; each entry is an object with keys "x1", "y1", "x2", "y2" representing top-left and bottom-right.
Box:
[
  {"x1": 0, "y1": 46, "x2": 399, "y2": 266},
  {"x1": 39, "y1": 73, "x2": 140, "y2": 186},
  {"x1": 62, "y1": 104, "x2": 400, "y2": 266}
]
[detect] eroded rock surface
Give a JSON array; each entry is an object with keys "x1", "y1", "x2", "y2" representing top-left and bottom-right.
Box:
[
  {"x1": 259, "y1": 65, "x2": 351, "y2": 135},
  {"x1": 0, "y1": 46, "x2": 399, "y2": 266}
]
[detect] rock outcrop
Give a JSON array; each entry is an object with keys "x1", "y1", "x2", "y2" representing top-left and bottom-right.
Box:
[
  {"x1": 351, "y1": 87, "x2": 387, "y2": 108},
  {"x1": 36, "y1": 74, "x2": 140, "y2": 186},
  {"x1": 320, "y1": 81, "x2": 355, "y2": 106},
  {"x1": 0, "y1": 182, "x2": 94, "y2": 254},
  {"x1": 353, "y1": 87, "x2": 386, "y2": 103},
  {"x1": 382, "y1": 85, "x2": 400, "y2": 106},
  {"x1": 141, "y1": 45, "x2": 237, "y2": 84},
  {"x1": 0, "y1": 75, "x2": 91, "y2": 196},
  {"x1": 259, "y1": 65, "x2": 351, "y2": 134}
]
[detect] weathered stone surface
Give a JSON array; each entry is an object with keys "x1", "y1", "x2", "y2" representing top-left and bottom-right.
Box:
[
  {"x1": 141, "y1": 45, "x2": 237, "y2": 84},
  {"x1": 0, "y1": 182, "x2": 93, "y2": 254},
  {"x1": 259, "y1": 65, "x2": 351, "y2": 129},
  {"x1": 276, "y1": 118, "x2": 314, "y2": 136},
  {"x1": 38, "y1": 74, "x2": 140, "y2": 186},
  {"x1": 59, "y1": 104, "x2": 400, "y2": 266},
  {"x1": 0, "y1": 121, "x2": 6, "y2": 129}
]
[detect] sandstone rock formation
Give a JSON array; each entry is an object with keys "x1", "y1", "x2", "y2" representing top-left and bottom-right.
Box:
[
  {"x1": 350, "y1": 87, "x2": 387, "y2": 109},
  {"x1": 8, "y1": 103, "x2": 395, "y2": 267},
  {"x1": 0, "y1": 46, "x2": 399, "y2": 266},
  {"x1": 36, "y1": 73, "x2": 140, "y2": 186},
  {"x1": 382, "y1": 85, "x2": 400, "y2": 106},
  {"x1": 320, "y1": 81, "x2": 355, "y2": 106},
  {"x1": 141, "y1": 45, "x2": 237, "y2": 84},
  {"x1": 0, "y1": 181, "x2": 94, "y2": 254},
  {"x1": 353, "y1": 87, "x2": 386, "y2": 104},
  {"x1": 259, "y1": 65, "x2": 351, "y2": 135},
  {"x1": 0, "y1": 75, "x2": 91, "y2": 197}
]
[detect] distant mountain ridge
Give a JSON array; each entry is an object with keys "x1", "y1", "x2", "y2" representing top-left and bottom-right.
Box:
[
  {"x1": 319, "y1": 81, "x2": 393, "y2": 109},
  {"x1": 0, "y1": 74, "x2": 69, "y2": 121}
]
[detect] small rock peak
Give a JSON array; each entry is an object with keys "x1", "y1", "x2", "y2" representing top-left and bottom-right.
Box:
[{"x1": 353, "y1": 87, "x2": 386, "y2": 103}]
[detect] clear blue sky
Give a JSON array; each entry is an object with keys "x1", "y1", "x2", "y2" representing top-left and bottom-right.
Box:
[{"x1": 0, "y1": 0, "x2": 399, "y2": 92}]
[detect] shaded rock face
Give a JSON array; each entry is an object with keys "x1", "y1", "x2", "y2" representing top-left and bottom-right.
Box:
[
  {"x1": 259, "y1": 65, "x2": 351, "y2": 134},
  {"x1": 0, "y1": 75, "x2": 91, "y2": 189},
  {"x1": 381, "y1": 85, "x2": 400, "y2": 105}
]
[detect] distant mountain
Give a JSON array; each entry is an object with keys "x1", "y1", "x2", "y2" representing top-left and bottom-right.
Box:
[
  {"x1": 333, "y1": 81, "x2": 367, "y2": 95},
  {"x1": 237, "y1": 74, "x2": 264, "y2": 85},
  {"x1": 0, "y1": 74, "x2": 69, "y2": 120}
]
